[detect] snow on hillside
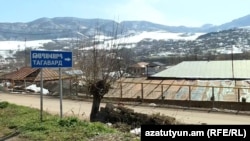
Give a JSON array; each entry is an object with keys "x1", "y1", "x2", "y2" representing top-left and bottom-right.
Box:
[
  {"x1": 114, "y1": 31, "x2": 205, "y2": 43},
  {"x1": 81, "y1": 31, "x2": 205, "y2": 50},
  {"x1": 239, "y1": 26, "x2": 250, "y2": 29},
  {"x1": 216, "y1": 45, "x2": 243, "y2": 54},
  {"x1": 0, "y1": 31, "x2": 205, "y2": 51},
  {"x1": 0, "y1": 40, "x2": 53, "y2": 51},
  {"x1": 0, "y1": 50, "x2": 16, "y2": 59}
]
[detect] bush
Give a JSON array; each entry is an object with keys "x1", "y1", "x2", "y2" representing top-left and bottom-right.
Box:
[
  {"x1": 58, "y1": 117, "x2": 79, "y2": 127},
  {"x1": 0, "y1": 101, "x2": 9, "y2": 109}
]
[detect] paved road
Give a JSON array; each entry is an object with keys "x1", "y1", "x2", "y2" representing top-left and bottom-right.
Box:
[{"x1": 1, "y1": 93, "x2": 250, "y2": 124}]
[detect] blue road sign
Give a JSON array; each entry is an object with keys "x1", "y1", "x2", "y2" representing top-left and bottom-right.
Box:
[{"x1": 31, "y1": 50, "x2": 73, "y2": 68}]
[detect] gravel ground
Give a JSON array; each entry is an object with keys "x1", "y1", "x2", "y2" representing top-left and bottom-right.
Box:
[{"x1": 1, "y1": 93, "x2": 250, "y2": 125}]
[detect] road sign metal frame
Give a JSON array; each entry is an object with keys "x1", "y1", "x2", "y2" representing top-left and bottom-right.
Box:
[{"x1": 30, "y1": 50, "x2": 73, "y2": 120}]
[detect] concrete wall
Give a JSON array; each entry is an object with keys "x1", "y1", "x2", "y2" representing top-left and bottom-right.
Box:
[{"x1": 103, "y1": 97, "x2": 250, "y2": 111}]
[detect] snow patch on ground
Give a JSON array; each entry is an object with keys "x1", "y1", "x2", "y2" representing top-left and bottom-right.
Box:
[
  {"x1": 130, "y1": 128, "x2": 141, "y2": 136},
  {"x1": 0, "y1": 40, "x2": 53, "y2": 51},
  {"x1": 26, "y1": 84, "x2": 49, "y2": 95}
]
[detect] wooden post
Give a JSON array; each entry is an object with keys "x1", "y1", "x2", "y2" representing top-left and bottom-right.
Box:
[
  {"x1": 238, "y1": 88, "x2": 240, "y2": 102},
  {"x1": 161, "y1": 85, "x2": 164, "y2": 99},
  {"x1": 69, "y1": 78, "x2": 72, "y2": 95},
  {"x1": 141, "y1": 83, "x2": 144, "y2": 101},
  {"x1": 161, "y1": 85, "x2": 164, "y2": 104},
  {"x1": 212, "y1": 87, "x2": 214, "y2": 109},
  {"x1": 189, "y1": 86, "x2": 191, "y2": 108},
  {"x1": 24, "y1": 79, "x2": 26, "y2": 93},
  {"x1": 120, "y1": 82, "x2": 123, "y2": 98}
]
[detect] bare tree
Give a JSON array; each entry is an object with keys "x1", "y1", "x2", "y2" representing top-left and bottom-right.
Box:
[{"x1": 78, "y1": 21, "x2": 132, "y2": 121}]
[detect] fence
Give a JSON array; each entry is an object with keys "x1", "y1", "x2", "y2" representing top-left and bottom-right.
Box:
[{"x1": 105, "y1": 79, "x2": 250, "y2": 111}]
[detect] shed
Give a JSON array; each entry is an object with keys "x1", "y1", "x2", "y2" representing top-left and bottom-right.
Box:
[
  {"x1": 0, "y1": 66, "x2": 70, "y2": 82},
  {"x1": 149, "y1": 60, "x2": 250, "y2": 80},
  {"x1": 127, "y1": 62, "x2": 149, "y2": 76}
]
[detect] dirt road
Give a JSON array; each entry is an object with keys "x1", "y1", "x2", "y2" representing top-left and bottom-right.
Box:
[{"x1": 1, "y1": 93, "x2": 250, "y2": 124}]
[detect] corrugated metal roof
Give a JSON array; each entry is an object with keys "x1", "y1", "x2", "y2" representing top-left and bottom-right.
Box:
[
  {"x1": 32, "y1": 68, "x2": 69, "y2": 81},
  {"x1": 0, "y1": 67, "x2": 38, "y2": 80},
  {"x1": 130, "y1": 62, "x2": 149, "y2": 68},
  {"x1": 64, "y1": 70, "x2": 83, "y2": 76},
  {"x1": 0, "y1": 67, "x2": 70, "y2": 81},
  {"x1": 151, "y1": 62, "x2": 165, "y2": 66},
  {"x1": 150, "y1": 60, "x2": 250, "y2": 80}
]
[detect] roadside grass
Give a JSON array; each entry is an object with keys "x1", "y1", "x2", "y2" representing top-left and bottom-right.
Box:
[{"x1": 0, "y1": 101, "x2": 139, "y2": 141}]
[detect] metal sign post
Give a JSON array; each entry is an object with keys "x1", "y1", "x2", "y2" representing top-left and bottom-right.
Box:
[
  {"x1": 40, "y1": 68, "x2": 43, "y2": 122},
  {"x1": 31, "y1": 50, "x2": 72, "y2": 120},
  {"x1": 59, "y1": 68, "x2": 63, "y2": 118}
]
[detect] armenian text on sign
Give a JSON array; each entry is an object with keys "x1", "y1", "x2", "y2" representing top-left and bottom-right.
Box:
[{"x1": 31, "y1": 50, "x2": 72, "y2": 68}]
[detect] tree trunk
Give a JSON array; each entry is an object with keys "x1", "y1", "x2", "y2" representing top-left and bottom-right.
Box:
[
  {"x1": 90, "y1": 93, "x2": 101, "y2": 122},
  {"x1": 89, "y1": 80, "x2": 110, "y2": 122}
]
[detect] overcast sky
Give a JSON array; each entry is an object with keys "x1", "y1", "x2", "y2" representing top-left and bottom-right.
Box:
[{"x1": 1, "y1": 0, "x2": 250, "y2": 27}]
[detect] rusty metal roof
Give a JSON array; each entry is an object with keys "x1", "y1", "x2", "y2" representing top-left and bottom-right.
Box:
[
  {"x1": 0, "y1": 67, "x2": 38, "y2": 81},
  {"x1": 0, "y1": 67, "x2": 70, "y2": 82},
  {"x1": 130, "y1": 62, "x2": 149, "y2": 68},
  {"x1": 33, "y1": 68, "x2": 70, "y2": 82}
]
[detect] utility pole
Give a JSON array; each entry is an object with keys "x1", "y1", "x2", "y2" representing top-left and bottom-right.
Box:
[
  {"x1": 231, "y1": 45, "x2": 236, "y2": 86},
  {"x1": 25, "y1": 38, "x2": 27, "y2": 66}
]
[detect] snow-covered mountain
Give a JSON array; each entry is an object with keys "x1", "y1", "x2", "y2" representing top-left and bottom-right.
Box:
[
  {"x1": 1, "y1": 14, "x2": 250, "y2": 60},
  {"x1": 0, "y1": 31, "x2": 204, "y2": 52},
  {"x1": 0, "y1": 14, "x2": 250, "y2": 41}
]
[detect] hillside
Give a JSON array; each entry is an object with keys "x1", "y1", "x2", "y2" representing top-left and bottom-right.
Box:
[
  {"x1": 0, "y1": 14, "x2": 250, "y2": 40},
  {"x1": 1, "y1": 15, "x2": 250, "y2": 67}
]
